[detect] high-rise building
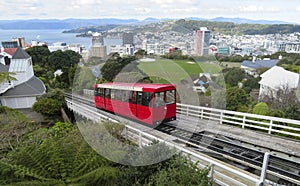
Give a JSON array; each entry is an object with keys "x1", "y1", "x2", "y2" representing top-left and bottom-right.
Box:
[
  {"x1": 89, "y1": 45, "x2": 107, "y2": 58},
  {"x1": 12, "y1": 37, "x2": 26, "y2": 48},
  {"x1": 92, "y1": 33, "x2": 104, "y2": 46},
  {"x1": 123, "y1": 33, "x2": 134, "y2": 45},
  {"x1": 2, "y1": 41, "x2": 18, "y2": 48},
  {"x1": 195, "y1": 27, "x2": 211, "y2": 56}
]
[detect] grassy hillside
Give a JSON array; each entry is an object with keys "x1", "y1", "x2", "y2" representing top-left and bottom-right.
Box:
[{"x1": 138, "y1": 59, "x2": 221, "y2": 83}]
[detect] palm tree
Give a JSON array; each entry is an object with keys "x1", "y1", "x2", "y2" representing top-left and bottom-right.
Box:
[{"x1": 0, "y1": 72, "x2": 17, "y2": 84}]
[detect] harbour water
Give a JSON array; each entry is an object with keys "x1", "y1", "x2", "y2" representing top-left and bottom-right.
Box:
[{"x1": 0, "y1": 29, "x2": 92, "y2": 49}]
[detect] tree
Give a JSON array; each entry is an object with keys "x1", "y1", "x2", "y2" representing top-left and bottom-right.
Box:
[
  {"x1": 224, "y1": 67, "x2": 245, "y2": 87},
  {"x1": 226, "y1": 87, "x2": 251, "y2": 111},
  {"x1": 101, "y1": 56, "x2": 137, "y2": 82},
  {"x1": 32, "y1": 89, "x2": 66, "y2": 117},
  {"x1": 148, "y1": 157, "x2": 212, "y2": 186},
  {"x1": 32, "y1": 98, "x2": 62, "y2": 117},
  {"x1": 73, "y1": 66, "x2": 96, "y2": 94},
  {"x1": 253, "y1": 102, "x2": 269, "y2": 115},
  {"x1": 0, "y1": 122, "x2": 121, "y2": 185},
  {"x1": 283, "y1": 104, "x2": 300, "y2": 120},
  {"x1": 26, "y1": 45, "x2": 50, "y2": 66},
  {"x1": 242, "y1": 76, "x2": 261, "y2": 93},
  {"x1": 47, "y1": 50, "x2": 81, "y2": 71},
  {"x1": 0, "y1": 72, "x2": 17, "y2": 84}
]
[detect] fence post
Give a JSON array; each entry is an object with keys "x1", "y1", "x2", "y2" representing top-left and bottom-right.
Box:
[
  {"x1": 258, "y1": 152, "x2": 270, "y2": 186},
  {"x1": 186, "y1": 106, "x2": 189, "y2": 116},
  {"x1": 201, "y1": 108, "x2": 204, "y2": 119},
  {"x1": 268, "y1": 120, "x2": 273, "y2": 134},
  {"x1": 208, "y1": 163, "x2": 214, "y2": 180},
  {"x1": 242, "y1": 115, "x2": 246, "y2": 128},
  {"x1": 220, "y1": 111, "x2": 223, "y2": 124}
]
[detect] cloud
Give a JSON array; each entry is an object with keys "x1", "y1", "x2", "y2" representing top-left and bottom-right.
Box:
[
  {"x1": 296, "y1": 6, "x2": 300, "y2": 11},
  {"x1": 239, "y1": 5, "x2": 279, "y2": 13}
]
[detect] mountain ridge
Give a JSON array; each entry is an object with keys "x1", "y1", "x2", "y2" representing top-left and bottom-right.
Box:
[{"x1": 0, "y1": 17, "x2": 296, "y2": 30}]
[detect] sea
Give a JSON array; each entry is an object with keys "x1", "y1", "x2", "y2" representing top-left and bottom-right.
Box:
[{"x1": 0, "y1": 29, "x2": 92, "y2": 49}]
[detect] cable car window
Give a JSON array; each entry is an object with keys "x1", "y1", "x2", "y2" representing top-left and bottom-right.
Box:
[
  {"x1": 137, "y1": 92, "x2": 143, "y2": 105},
  {"x1": 129, "y1": 91, "x2": 137, "y2": 104},
  {"x1": 94, "y1": 88, "x2": 99, "y2": 96},
  {"x1": 154, "y1": 92, "x2": 165, "y2": 107},
  {"x1": 100, "y1": 88, "x2": 104, "y2": 97},
  {"x1": 166, "y1": 90, "x2": 175, "y2": 104},
  {"x1": 111, "y1": 89, "x2": 122, "y2": 100},
  {"x1": 105, "y1": 89, "x2": 111, "y2": 98},
  {"x1": 121, "y1": 90, "x2": 130, "y2": 102},
  {"x1": 143, "y1": 92, "x2": 152, "y2": 107},
  {"x1": 137, "y1": 92, "x2": 152, "y2": 107}
]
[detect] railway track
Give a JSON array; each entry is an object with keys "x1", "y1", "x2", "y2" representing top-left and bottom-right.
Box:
[
  {"x1": 156, "y1": 123, "x2": 300, "y2": 185},
  {"x1": 66, "y1": 93, "x2": 300, "y2": 185}
]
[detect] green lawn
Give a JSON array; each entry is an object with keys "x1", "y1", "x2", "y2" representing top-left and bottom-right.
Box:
[{"x1": 138, "y1": 59, "x2": 222, "y2": 83}]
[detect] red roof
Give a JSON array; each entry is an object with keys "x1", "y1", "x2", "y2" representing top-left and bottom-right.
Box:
[{"x1": 2, "y1": 48, "x2": 18, "y2": 56}]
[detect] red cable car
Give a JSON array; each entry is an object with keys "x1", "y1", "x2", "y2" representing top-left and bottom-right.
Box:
[{"x1": 94, "y1": 82, "x2": 176, "y2": 127}]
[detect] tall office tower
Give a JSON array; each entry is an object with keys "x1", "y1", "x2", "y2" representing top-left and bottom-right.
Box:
[
  {"x1": 123, "y1": 32, "x2": 134, "y2": 45},
  {"x1": 195, "y1": 27, "x2": 211, "y2": 56},
  {"x1": 12, "y1": 37, "x2": 26, "y2": 48},
  {"x1": 92, "y1": 33, "x2": 104, "y2": 46}
]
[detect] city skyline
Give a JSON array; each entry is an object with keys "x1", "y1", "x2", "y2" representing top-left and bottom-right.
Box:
[{"x1": 0, "y1": 0, "x2": 300, "y2": 24}]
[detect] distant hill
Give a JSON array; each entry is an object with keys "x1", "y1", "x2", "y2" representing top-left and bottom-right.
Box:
[
  {"x1": 0, "y1": 18, "x2": 139, "y2": 30},
  {"x1": 208, "y1": 17, "x2": 291, "y2": 25},
  {"x1": 174, "y1": 19, "x2": 300, "y2": 35},
  {"x1": 0, "y1": 17, "x2": 296, "y2": 30}
]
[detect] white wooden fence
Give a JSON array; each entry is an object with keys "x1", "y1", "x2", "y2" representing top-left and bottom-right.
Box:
[
  {"x1": 177, "y1": 103, "x2": 300, "y2": 138},
  {"x1": 66, "y1": 99, "x2": 266, "y2": 186},
  {"x1": 83, "y1": 89, "x2": 300, "y2": 139}
]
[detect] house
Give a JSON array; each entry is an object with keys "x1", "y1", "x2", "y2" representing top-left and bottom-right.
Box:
[
  {"x1": 258, "y1": 66, "x2": 299, "y2": 100},
  {"x1": 0, "y1": 47, "x2": 46, "y2": 109},
  {"x1": 241, "y1": 57, "x2": 279, "y2": 77},
  {"x1": 193, "y1": 73, "x2": 211, "y2": 92}
]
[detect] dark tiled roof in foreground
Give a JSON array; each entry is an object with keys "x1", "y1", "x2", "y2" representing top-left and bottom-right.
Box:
[
  {"x1": 1, "y1": 76, "x2": 46, "y2": 97},
  {"x1": 12, "y1": 47, "x2": 31, "y2": 59}
]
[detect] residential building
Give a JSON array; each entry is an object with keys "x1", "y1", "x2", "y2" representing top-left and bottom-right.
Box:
[
  {"x1": 145, "y1": 43, "x2": 165, "y2": 55},
  {"x1": 241, "y1": 57, "x2": 279, "y2": 77},
  {"x1": 1, "y1": 41, "x2": 18, "y2": 48},
  {"x1": 285, "y1": 42, "x2": 300, "y2": 53},
  {"x1": 193, "y1": 73, "x2": 211, "y2": 92},
  {"x1": 103, "y1": 37, "x2": 123, "y2": 54},
  {"x1": 48, "y1": 42, "x2": 68, "y2": 52},
  {"x1": 110, "y1": 44, "x2": 135, "y2": 56},
  {"x1": 0, "y1": 47, "x2": 46, "y2": 108},
  {"x1": 258, "y1": 66, "x2": 299, "y2": 100},
  {"x1": 195, "y1": 27, "x2": 210, "y2": 56}
]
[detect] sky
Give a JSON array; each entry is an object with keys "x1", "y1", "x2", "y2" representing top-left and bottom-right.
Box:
[{"x1": 0, "y1": 0, "x2": 300, "y2": 23}]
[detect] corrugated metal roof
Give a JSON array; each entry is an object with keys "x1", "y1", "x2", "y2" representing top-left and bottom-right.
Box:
[
  {"x1": 1, "y1": 76, "x2": 45, "y2": 97},
  {"x1": 241, "y1": 59, "x2": 279, "y2": 69}
]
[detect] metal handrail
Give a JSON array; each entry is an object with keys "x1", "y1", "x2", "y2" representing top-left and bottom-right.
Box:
[{"x1": 67, "y1": 98, "x2": 264, "y2": 186}]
